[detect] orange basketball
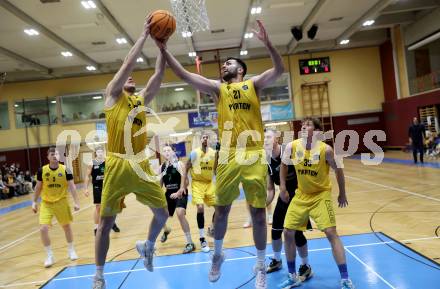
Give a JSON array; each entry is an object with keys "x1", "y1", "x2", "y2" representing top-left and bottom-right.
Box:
[{"x1": 149, "y1": 10, "x2": 176, "y2": 41}]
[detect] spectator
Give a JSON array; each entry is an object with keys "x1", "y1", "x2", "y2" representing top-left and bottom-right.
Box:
[
  {"x1": 99, "y1": 113, "x2": 105, "y2": 118},
  {"x1": 408, "y1": 117, "x2": 426, "y2": 164},
  {"x1": 90, "y1": 112, "x2": 97, "y2": 119},
  {"x1": 79, "y1": 112, "x2": 87, "y2": 120},
  {"x1": 0, "y1": 174, "x2": 10, "y2": 199},
  {"x1": 4, "y1": 171, "x2": 18, "y2": 197},
  {"x1": 16, "y1": 172, "x2": 26, "y2": 195},
  {"x1": 24, "y1": 170, "x2": 34, "y2": 194},
  {"x1": 175, "y1": 102, "x2": 182, "y2": 110},
  {"x1": 73, "y1": 112, "x2": 79, "y2": 120},
  {"x1": 182, "y1": 100, "x2": 191, "y2": 110}
]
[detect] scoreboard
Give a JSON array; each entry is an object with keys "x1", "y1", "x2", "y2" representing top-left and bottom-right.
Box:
[{"x1": 299, "y1": 57, "x2": 331, "y2": 75}]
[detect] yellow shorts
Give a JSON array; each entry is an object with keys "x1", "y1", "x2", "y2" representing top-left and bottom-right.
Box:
[
  {"x1": 191, "y1": 180, "x2": 215, "y2": 206},
  {"x1": 39, "y1": 198, "x2": 72, "y2": 226},
  {"x1": 100, "y1": 156, "x2": 167, "y2": 217},
  {"x1": 284, "y1": 190, "x2": 336, "y2": 231},
  {"x1": 216, "y1": 149, "x2": 267, "y2": 208}
]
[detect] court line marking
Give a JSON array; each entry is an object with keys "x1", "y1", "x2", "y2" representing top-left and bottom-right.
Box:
[
  {"x1": 345, "y1": 247, "x2": 396, "y2": 289},
  {"x1": 0, "y1": 204, "x2": 93, "y2": 254},
  {"x1": 346, "y1": 175, "x2": 440, "y2": 203},
  {"x1": 1, "y1": 235, "x2": 439, "y2": 288}
]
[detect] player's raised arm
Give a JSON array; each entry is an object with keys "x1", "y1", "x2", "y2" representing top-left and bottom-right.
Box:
[
  {"x1": 156, "y1": 42, "x2": 220, "y2": 102},
  {"x1": 250, "y1": 20, "x2": 285, "y2": 92},
  {"x1": 139, "y1": 52, "x2": 166, "y2": 105},
  {"x1": 105, "y1": 17, "x2": 152, "y2": 108}
]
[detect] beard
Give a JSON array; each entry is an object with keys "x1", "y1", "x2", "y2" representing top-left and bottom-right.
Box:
[
  {"x1": 222, "y1": 71, "x2": 237, "y2": 82},
  {"x1": 124, "y1": 86, "x2": 136, "y2": 93}
]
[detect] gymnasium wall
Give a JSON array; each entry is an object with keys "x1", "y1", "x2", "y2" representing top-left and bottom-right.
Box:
[{"x1": 0, "y1": 46, "x2": 385, "y2": 158}]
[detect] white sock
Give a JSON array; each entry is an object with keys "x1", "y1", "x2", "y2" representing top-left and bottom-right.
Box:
[
  {"x1": 214, "y1": 239, "x2": 223, "y2": 255},
  {"x1": 94, "y1": 224, "x2": 98, "y2": 229},
  {"x1": 95, "y1": 265, "x2": 104, "y2": 279},
  {"x1": 256, "y1": 249, "x2": 266, "y2": 266},
  {"x1": 145, "y1": 240, "x2": 155, "y2": 251},
  {"x1": 67, "y1": 242, "x2": 74, "y2": 251},
  {"x1": 273, "y1": 250, "x2": 282, "y2": 261},
  {"x1": 199, "y1": 228, "x2": 205, "y2": 238},
  {"x1": 184, "y1": 232, "x2": 193, "y2": 244},
  {"x1": 301, "y1": 256, "x2": 308, "y2": 265},
  {"x1": 45, "y1": 245, "x2": 53, "y2": 256}
]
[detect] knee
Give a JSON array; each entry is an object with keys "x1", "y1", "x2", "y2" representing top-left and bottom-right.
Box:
[
  {"x1": 99, "y1": 219, "x2": 115, "y2": 234},
  {"x1": 271, "y1": 228, "x2": 283, "y2": 240},
  {"x1": 252, "y1": 209, "x2": 266, "y2": 226},
  {"x1": 295, "y1": 231, "x2": 307, "y2": 247},
  {"x1": 176, "y1": 208, "x2": 186, "y2": 219},
  {"x1": 215, "y1": 207, "x2": 230, "y2": 221},
  {"x1": 284, "y1": 229, "x2": 296, "y2": 241},
  {"x1": 156, "y1": 208, "x2": 169, "y2": 223},
  {"x1": 196, "y1": 205, "x2": 204, "y2": 213},
  {"x1": 40, "y1": 225, "x2": 49, "y2": 234},
  {"x1": 324, "y1": 227, "x2": 338, "y2": 241}
]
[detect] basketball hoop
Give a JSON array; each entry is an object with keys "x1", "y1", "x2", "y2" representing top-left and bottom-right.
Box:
[{"x1": 170, "y1": 0, "x2": 210, "y2": 35}]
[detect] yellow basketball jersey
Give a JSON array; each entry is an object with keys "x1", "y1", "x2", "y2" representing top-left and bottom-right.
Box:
[
  {"x1": 291, "y1": 139, "x2": 331, "y2": 194},
  {"x1": 190, "y1": 147, "x2": 216, "y2": 182},
  {"x1": 41, "y1": 164, "x2": 69, "y2": 202},
  {"x1": 217, "y1": 80, "x2": 264, "y2": 149},
  {"x1": 105, "y1": 91, "x2": 147, "y2": 155}
]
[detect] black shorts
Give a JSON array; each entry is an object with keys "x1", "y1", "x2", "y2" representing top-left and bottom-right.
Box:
[
  {"x1": 272, "y1": 180, "x2": 312, "y2": 232},
  {"x1": 165, "y1": 190, "x2": 188, "y2": 217},
  {"x1": 93, "y1": 185, "x2": 103, "y2": 204}
]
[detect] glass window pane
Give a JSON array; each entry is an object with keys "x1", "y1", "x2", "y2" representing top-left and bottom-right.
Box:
[
  {"x1": 0, "y1": 102, "x2": 9, "y2": 130},
  {"x1": 260, "y1": 73, "x2": 290, "y2": 102},
  {"x1": 61, "y1": 93, "x2": 105, "y2": 123},
  {"x1": 14, "y1": 98, "x2": 57, "y2": 128},
  {"x1": 155, "y1": 84, "x2": 197, "y2": 112}
]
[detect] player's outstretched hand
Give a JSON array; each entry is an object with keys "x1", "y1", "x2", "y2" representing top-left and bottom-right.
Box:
[
  {"x1": 338, "y1": 193, "x2": 348, "y2": 208},
  {"x1": 143, "y1": 14, "x2": 153, "y2": 38},
  {"x1": 252, "y1": 20, "x2": 269, "y2": 45}
]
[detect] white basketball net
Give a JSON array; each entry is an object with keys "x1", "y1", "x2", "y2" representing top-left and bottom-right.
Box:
[{"x1": 170, "y1": 0, "x2": 210, "y2": 35}]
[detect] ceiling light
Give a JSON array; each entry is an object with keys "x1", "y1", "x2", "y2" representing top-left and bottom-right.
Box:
[
  {"x1": 136, "y1": 57, "x2": 144, "y2": 63},
  {"x1": 14, "y1": 104, "x2": 19, "y2": 107},
  {"x1": 92, "y1": 96, "x2": 102, "y2": 100},
  {"x1": 116, "y1": 37, "x2": 127, "y2": 44},
  {"x1": 182, "y1": 31, "x2": 192, "y2": 38},
  {"x1": 81, "y1": 1, "x2": 96, "y2": 9},
  {"x1": 86, "y1": 65, "x2": 96, "y2": 71},
  {"x1": 24, "y1": 29, "x2": 39, "y2": 36},
  {"x1": 251, "y1": 6, "x2": 262, "y2": 15},
  {"x1": 51, "y1": 100, "x2": 57, "y2": 104},
  {"x1": 362, "y1": 20, "x2": 375, "y2": 27},
  {"x1": 240, "y1": 50, "x2": 248, "y2": 56},
  {"x1": 174, "y1": 87, "x2": 184, "y2": 91},
  {"x1": 188, "y1": 52, "x2": 196, "y2": 57},
  {"x1": 61, "y1": 51, "x2": 73, "y2": 57},
  {"x1": 339, "y1": 39, "x2": 350, "y2": 45},
  {"x1": 244, "y1": 32, "x2": 254, "y2": 39}
]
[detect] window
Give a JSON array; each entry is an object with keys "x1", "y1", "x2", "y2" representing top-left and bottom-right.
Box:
[
  {"x1": 14, "y1": 98, "x2": 57, "y2": 128},
  {"x1": 60, "y1": 93, "x2": 105, "y2": 123},
  {"x1": 154, "y1": 84, "x2": 197, "y2": 113},
  {"x1": 259, "y1": 73, "x2": 291, "y2": 102},
  {"x1": 0, "y1": 102, "x2": 9, "y2": 129},
  {"x1": 406, "y1": 37, "x2": 440, "y2": 94}
]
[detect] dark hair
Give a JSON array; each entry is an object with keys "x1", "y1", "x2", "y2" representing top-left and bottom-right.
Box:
[
  {"x1": 302, "y1": 117, "x2": 322, "y2": 131},
  {"x1": 226, "y1": 57, "x2": 247, "y2": 76},
  {"x1": 47, "y1": 146, "x2": 56, "y2": 155}
]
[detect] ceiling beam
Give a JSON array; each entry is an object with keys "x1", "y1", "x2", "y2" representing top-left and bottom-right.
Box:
[
  {"x1": 360, "y1": 12, "x2": 416, "y2": 31},
  {"x1": 0, "y1": 0, "x2": 99, "y2": 68},
  {"x1": 0, "y1": 46, "x2": 51, "y2": 74},
  {"x1": 94, "y1": 0, "x2": 151, "y2": 67},
  {"x1": 287, "y1": 0, "x2": 333, "y2": 54},
  {"x1": 336, "y1": 0, "x2": 397, "y2": 45},
  {"x1": 381, "y1": 0, "x2": 439, "y2": 15}
]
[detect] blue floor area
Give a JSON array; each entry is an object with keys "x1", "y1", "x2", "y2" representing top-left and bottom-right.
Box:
[
  {"x1": 40, "y1": 232, "x2": 440, "y2": 289},
  {"x1": 350, "y1": 154, "x2": 440, "y2": 168},
  {"x1": 0, "y1": 200, "x2": 32, "y2": 216}
]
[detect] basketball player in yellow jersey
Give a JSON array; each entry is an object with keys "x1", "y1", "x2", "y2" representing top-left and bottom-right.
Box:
[
  {"x1": 156, "y1": 20, "x2": 284, "y2": 289},
  {"x1": 92, "y1": 17, "x2": 168, "y2": 289},
  {"x1": 279, "y1": 118, "x2": 354, "y2": 289},
  {"x1": 174, "y1": 132, "x2": 217, "y2": 253},
  {"x1": 32, "y1": 147, "x2": 80, "y2": 268}
]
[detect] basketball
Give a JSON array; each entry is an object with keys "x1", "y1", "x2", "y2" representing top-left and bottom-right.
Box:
[{"x1": 149, "y1": 10, "x2": 176, "y2": 41}]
